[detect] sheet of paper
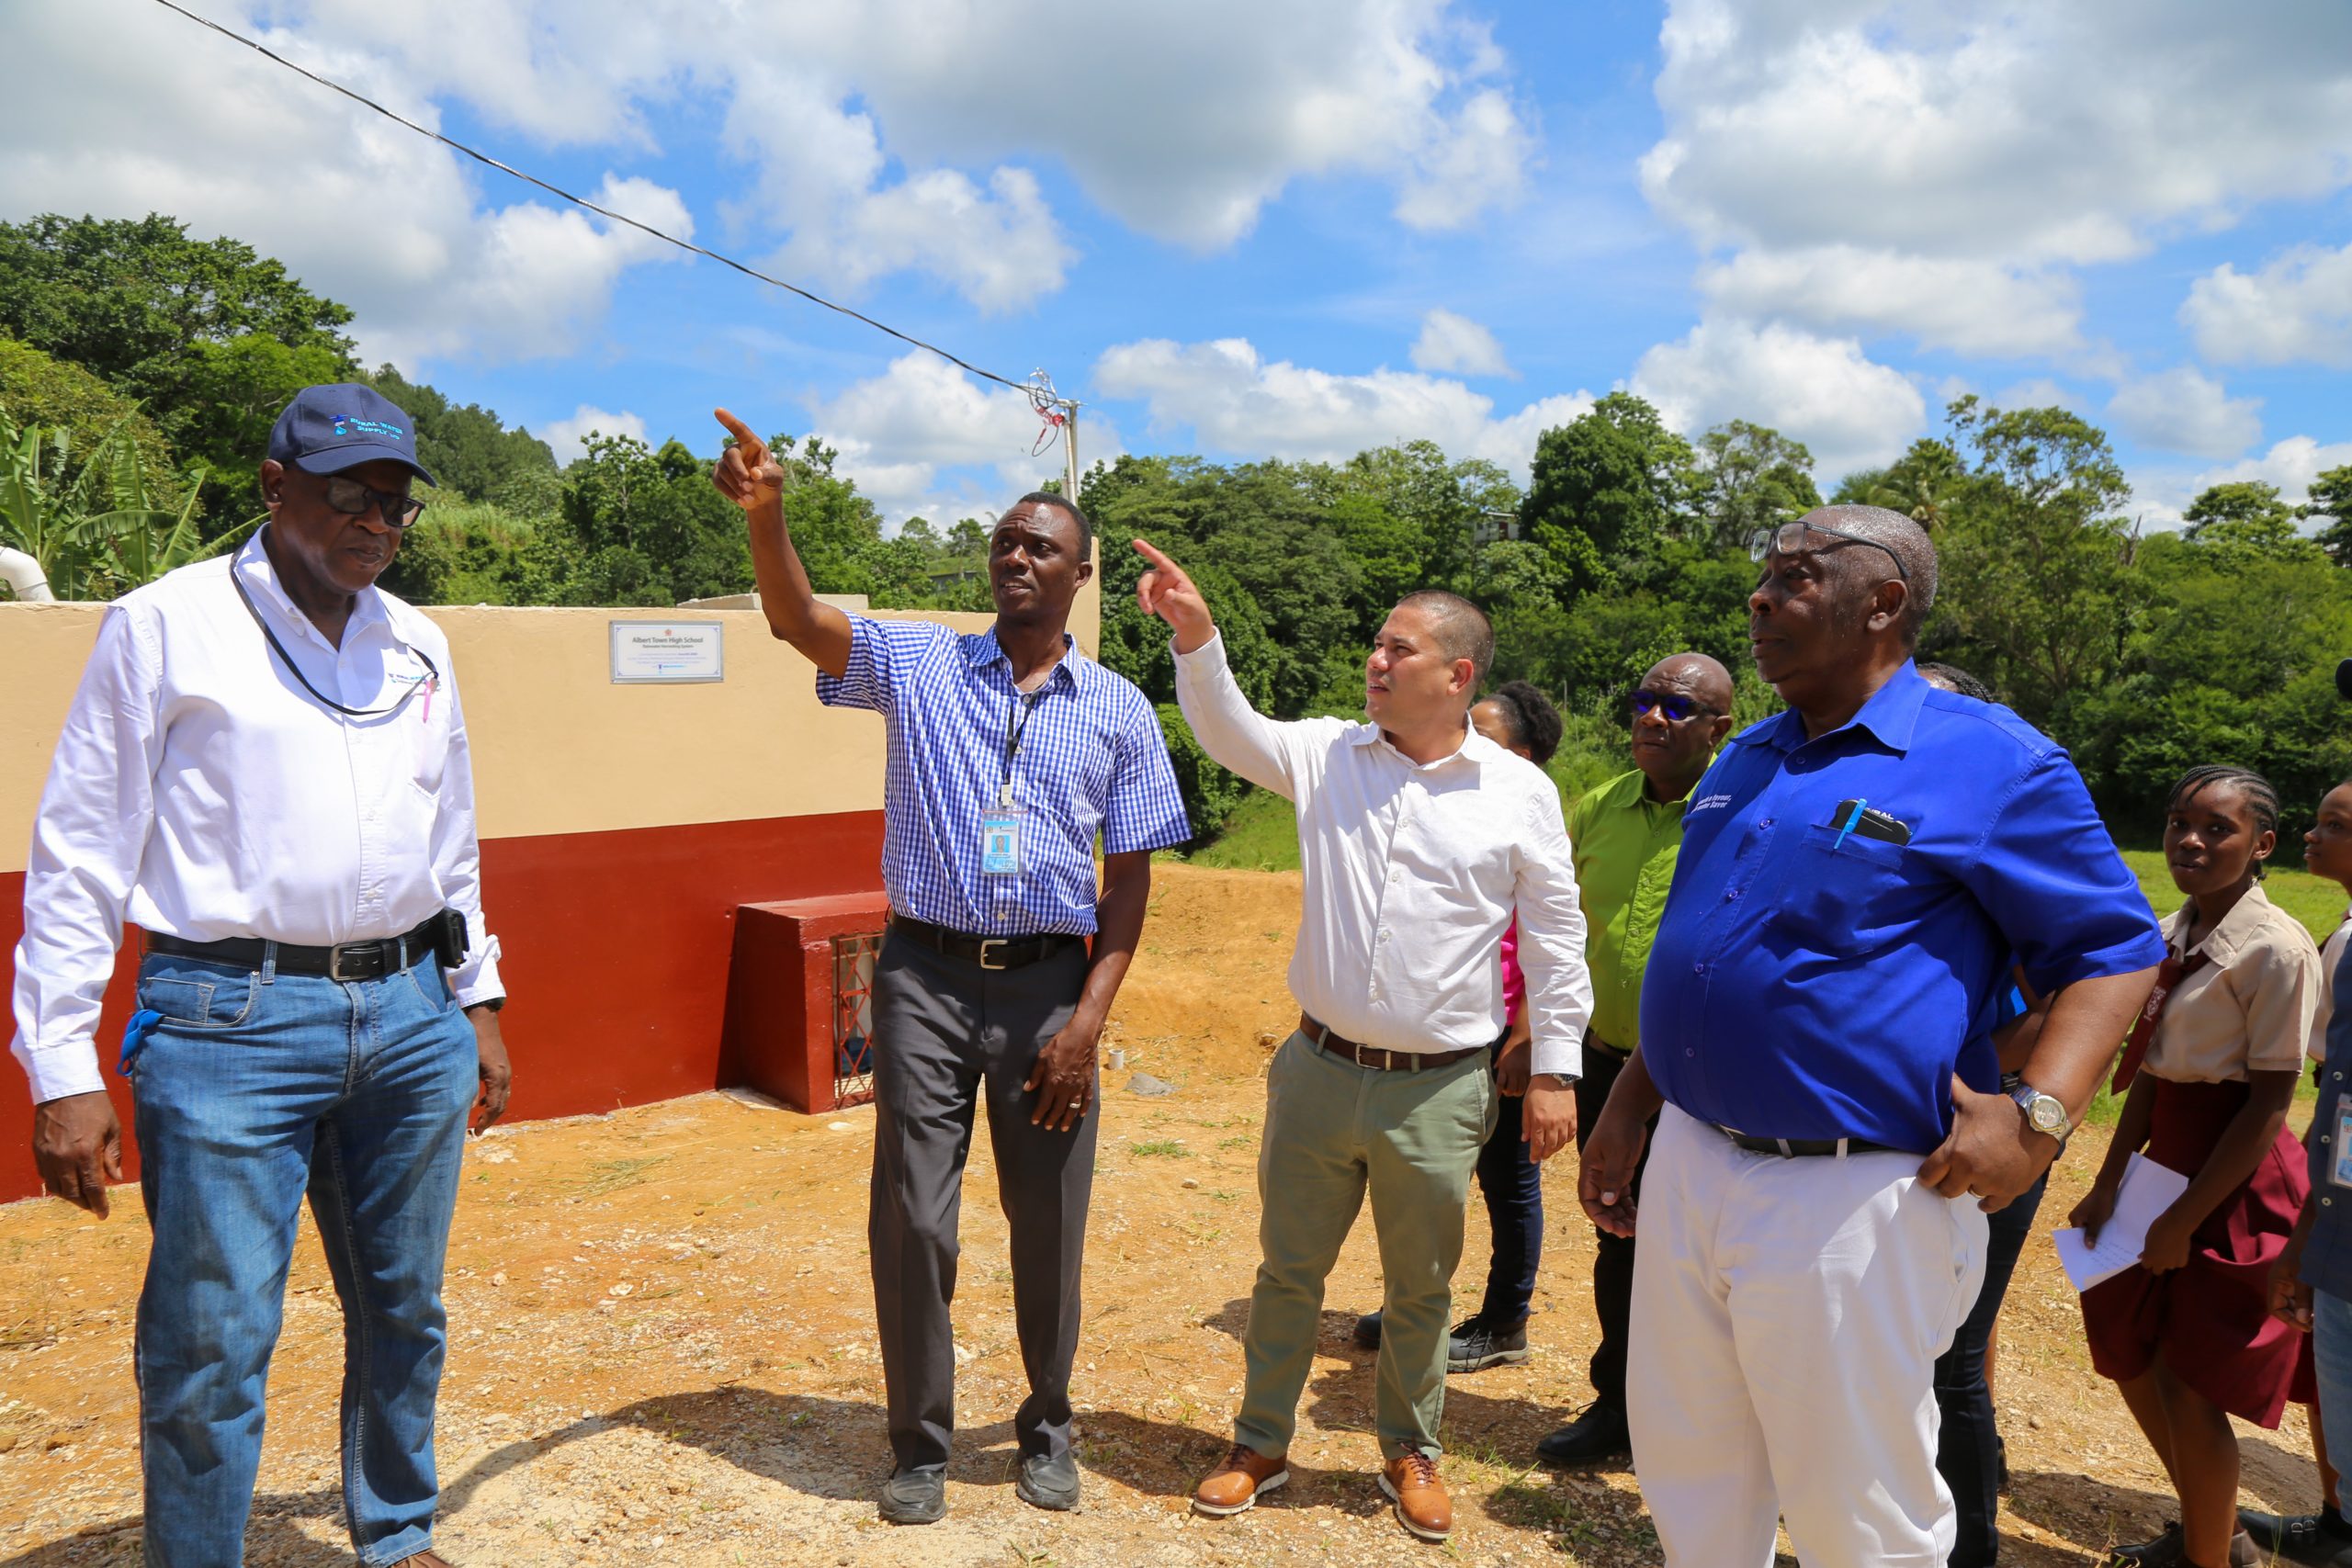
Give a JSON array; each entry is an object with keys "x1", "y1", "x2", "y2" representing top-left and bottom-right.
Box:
[{"x1": 2051, "y1": 1152, "x2": 2193, "y2": 1292}]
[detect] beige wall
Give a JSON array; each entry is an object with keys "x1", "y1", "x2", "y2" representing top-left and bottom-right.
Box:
[{"x1": 0, "y1": 573, "x2": 1098, "y2": 873}]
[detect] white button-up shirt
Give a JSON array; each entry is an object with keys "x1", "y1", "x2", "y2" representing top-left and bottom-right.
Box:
[
  {"x1": 1174, "y1": 633, "x2": 1591, "y2": 1077},
  {"x1": 10, "y1": 531, "x2": 503, "y2": 1102}
]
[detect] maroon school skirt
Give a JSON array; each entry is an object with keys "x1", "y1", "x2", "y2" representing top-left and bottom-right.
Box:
[{"x1": 2079, "y1": 1076, "x2": 2315, "y2": 1427}]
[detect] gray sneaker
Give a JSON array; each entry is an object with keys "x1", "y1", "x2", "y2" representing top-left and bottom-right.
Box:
[
  {"x1": 879, "y1": 1468, "x2": 947, "y2": 1525},
  {"x1": 1447, "y1": 1317, "x2": 1530, "y2": 1372},
  {"x1": 1015, "y1": 1450, "x2": 1081, "y2": 1511}
]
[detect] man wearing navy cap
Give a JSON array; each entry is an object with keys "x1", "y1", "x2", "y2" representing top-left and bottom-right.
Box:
[{"x1": 13, "y1": 383, "x2": 510, "y2": 1568}]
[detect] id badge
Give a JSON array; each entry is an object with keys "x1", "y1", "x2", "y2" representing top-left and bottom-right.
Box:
[
  {"x1": 2334, "y1": 1100, "x2": 2352, "y2": 1189},
  {"x1": 980, "y1": 807, "x2": 1024, "y2": 877}
]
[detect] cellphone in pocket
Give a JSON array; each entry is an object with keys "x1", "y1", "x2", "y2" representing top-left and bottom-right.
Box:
[{"x1": 1831, "y1": 798, "x2": 1912, "y2": 846}]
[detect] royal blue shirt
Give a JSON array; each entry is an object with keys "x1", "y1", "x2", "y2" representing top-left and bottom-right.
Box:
[
  {"x1": 1642, "y1": 661, "x2": 2165, "y2": 1154},
  {"x1": 818, "y1": 615, "x2": 1192, "y2": 936}
]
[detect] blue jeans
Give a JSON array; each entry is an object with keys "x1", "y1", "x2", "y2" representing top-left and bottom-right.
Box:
[
  {"x1": 1469, "y1": 1038, "x2": 1543, "y2": 1328},
  {"x1": 2317, "y1": 1290, "x2": 2352, "y2": 1517},
  {"x1": 1932, "y1": 1170, "x2": 2049, "y2": 1568},
  {"x1": 129, "y1": 948, "x2": 477, "y2": 1568}
]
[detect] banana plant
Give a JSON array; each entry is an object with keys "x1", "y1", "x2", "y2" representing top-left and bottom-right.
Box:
[{"x1": 0, "y1": 406, "x2": 231, "y2": 599}]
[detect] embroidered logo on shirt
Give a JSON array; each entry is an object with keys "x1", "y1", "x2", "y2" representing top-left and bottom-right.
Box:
[{"x1": 1690, "y1": 792, "x2": 1733, "y2": 813}]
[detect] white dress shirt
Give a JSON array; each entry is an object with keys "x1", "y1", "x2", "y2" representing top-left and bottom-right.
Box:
[
  {"x1": 11, "y1": 531, "x2": 503, "y2": 1103},
  {"x1": 1174, "y1": 633, "x2": 1591, "y2": 1077}
]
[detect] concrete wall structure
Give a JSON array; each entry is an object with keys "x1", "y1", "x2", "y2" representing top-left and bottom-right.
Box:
[{"x1": 1, "y1": 559, "x2": 1099, "y2": 1201}]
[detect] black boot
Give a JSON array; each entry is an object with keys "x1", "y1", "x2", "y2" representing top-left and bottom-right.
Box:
[{"x1": 1533, "y1": 1403, "x2": 1630, "y2": 1468}]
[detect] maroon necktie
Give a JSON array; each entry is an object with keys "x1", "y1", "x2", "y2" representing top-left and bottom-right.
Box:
[{"x1": 2109, "y1": 951, "x2": 2209, "y2": 1094}]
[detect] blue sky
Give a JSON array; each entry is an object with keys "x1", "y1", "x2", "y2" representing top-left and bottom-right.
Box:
[{"x1": 8, "y1": 0, "x2": 2350, "y2": 530}]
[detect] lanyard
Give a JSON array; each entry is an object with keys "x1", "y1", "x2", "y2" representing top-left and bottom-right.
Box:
[
  {"x1": 232, "y1": 549, "x2": 438, "y2": 719},
  {"x1": 1001, "y1": 683, "x2": 1046, "y2": 806}
]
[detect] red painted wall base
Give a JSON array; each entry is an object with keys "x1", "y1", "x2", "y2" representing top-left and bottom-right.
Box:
[{"x1": 0, "y1": 810, "x2": 886, "y2": 1204}]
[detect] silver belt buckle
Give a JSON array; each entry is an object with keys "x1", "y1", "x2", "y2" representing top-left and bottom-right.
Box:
[
  {"x1": 978, "y1": 938, "x2": 1008, "y2": 971},
  {"x1": 328, "y1": 944, "x2": 360, "y2": 983}
]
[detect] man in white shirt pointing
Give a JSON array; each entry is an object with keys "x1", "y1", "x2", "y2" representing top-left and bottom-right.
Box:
[
  {"x1": 12, "y1": 383, "x2": 509, "y2": 1568},
  {"x1": 1134, "y1": 539, "x2": 1591, "y2": 1545}
]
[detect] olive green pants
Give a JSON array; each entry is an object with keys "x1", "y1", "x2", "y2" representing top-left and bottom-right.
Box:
[{"x1": 1234, "y1": 1031, "x2": 1497, "y2": 1461}]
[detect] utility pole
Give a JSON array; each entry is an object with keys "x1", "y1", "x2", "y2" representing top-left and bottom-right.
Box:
[{"x1": 1027, "y1": 369, "x2": 1081, "y2": 504}]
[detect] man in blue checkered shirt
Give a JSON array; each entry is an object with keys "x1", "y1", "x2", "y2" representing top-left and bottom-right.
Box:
[{"x1": 713, "y1": 410, "x2": 1192, "y2": 1526}]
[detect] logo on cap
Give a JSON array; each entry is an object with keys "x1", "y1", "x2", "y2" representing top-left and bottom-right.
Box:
[{"x1": 330, "y1": 416, "x2": 406, "y2": 439}]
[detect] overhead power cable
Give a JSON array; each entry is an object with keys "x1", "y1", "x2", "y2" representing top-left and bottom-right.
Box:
[{"x1": 142, "y1": 0, "x2": 1040, "y2": 397}]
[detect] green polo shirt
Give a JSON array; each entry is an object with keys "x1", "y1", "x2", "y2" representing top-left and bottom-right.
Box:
[{"x1": 1566, "y1": 765, "x2": 1695, "y2": 1052}]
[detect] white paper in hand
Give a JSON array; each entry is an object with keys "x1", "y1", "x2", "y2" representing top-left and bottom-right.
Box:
[{"x1": 2052, "y1": 1153, "x2": 2193, "y2": 1292}]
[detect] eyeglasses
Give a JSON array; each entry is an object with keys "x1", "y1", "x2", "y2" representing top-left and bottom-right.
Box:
[
  {"x1": 321, "y1": 474, "x2": 425, "y2": 530},
  {"x1": 1749, "y1": 519, "x2": 1907, "y2": 581},
  {"x1": 1630, "y1": 689, "x2": 1720, "y2": 722}
]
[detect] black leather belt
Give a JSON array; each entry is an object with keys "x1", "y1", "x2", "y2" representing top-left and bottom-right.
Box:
[
  {"x1": 145, "y1": 914, "x2": 446, "y2": 982},
  {"x1": 1585, "y1": 1029, "x2": 1631, "y2": 1060},
  {"x1": 1301, "y1": 1015, "x2": 1485, "y2": 1072},
  {"x1": 1716, "y1": 1124, "x2": 1899, "y2": 1158},
  {"x1": 890, "y1": 915, "x2": 1085, "y2": 972}
]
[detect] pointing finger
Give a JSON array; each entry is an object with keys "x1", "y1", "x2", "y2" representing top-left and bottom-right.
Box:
[
  {"x1": 1131, "y1": 537, "x2": 1178, "y2": 573},
  {"x1": 713, "y1": 408, "x2": 763, "y2": 456}
]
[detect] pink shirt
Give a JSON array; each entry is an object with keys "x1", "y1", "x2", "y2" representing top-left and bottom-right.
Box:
[{"x1": 1501, "y1": 918, "x2": 1525, "y2": 1026}]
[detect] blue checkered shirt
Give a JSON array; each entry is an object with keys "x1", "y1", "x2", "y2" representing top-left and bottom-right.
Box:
[{"x1": 817, "y1": 615, "x2": 1192, "y2": 936}]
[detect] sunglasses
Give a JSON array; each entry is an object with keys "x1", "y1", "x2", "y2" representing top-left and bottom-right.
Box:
[
  {"x1": 1630, "y1": 689, "x2": 1720, "y2": 722},
  {"x1": 320, "y1": 474, "x2": 425, "y2": 530},
  {"x1": 1749, "y1": 519, "x2": 1907, "y2": 581}
]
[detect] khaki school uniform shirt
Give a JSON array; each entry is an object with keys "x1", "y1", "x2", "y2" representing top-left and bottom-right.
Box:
[{"x1": 2145, "y1": 884, "x2": 2323, "y2": 1083}]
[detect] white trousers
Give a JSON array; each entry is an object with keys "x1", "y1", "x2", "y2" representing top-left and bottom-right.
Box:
[{"x1": 1626, "y1": 1104, "x2": 1988, "y2": 1568}]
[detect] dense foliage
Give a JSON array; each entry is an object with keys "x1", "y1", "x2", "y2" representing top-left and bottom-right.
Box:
[{"x1": 5, "y1": 213, "x2": 2347, "y2": 853}]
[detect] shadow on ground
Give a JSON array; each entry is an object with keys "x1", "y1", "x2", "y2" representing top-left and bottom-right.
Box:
[{"x1": 1, "y1": 1384, "x2": 1234, "y2": 1566}]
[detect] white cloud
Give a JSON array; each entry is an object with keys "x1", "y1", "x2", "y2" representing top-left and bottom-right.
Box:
[
  {"x1": 1093, "y1": 337, "x2": 1591, "y2": 480},
  {"x1": 132, "y1": 0, "x2": 1539, "y2": 331},
  {"x1": 539, "y1": 405, "x2": 647, "y2": 467},
  {"x1": 2193, "y1": 435, "x2": 2352, "y2": 507},
  {"x1": 2183, "y1": 242, "x2": 2352, "y2": 367},
  {"x1": 2105, "y1": 368, "x2": 2263, "y2": 461},
  {"x1": 802, "y1": 353, "x2": 1114, "y2": 527},
  {"x1": 1410, "y1": 309, "x2": 1515, "y2": 378},
  {"x1": 1697, "y1": 247, "x2": 2084, "y2": 358},
  {"x1": 0, "y1": 2, "x2": 691, "y2": 369},
  {"x1": 1630, "y1": 320, "x2": 1925, "y2": 477},
  {"x1": 1639, "y1": 1, "x2": 2352, "y2": 358}
]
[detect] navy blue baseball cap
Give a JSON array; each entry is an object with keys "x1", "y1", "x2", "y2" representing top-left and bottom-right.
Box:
[{"x1": 266, "y1": 383, "x2": 436, "y2": 485}]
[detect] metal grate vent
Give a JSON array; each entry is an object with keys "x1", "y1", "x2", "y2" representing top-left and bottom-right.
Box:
[{"x1": 831, "y1": 931, "x2": 881, "y2": 1108}]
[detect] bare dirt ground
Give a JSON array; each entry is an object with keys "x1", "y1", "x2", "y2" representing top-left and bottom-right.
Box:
[{"x1": 0, "y1": 863, "x2": 2327, "y2": 1565}]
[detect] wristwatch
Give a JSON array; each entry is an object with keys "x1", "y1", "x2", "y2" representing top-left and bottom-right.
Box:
[
  {"x1": 2009, "y1": 1081, "x2": 2071, "y2": 1146},
  {"x1": 1532, "y1": 1072, "x2": 1579, "y2": 1090}
]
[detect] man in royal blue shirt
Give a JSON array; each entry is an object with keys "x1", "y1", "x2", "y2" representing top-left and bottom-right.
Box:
[
  {"x1": 712, "y1": 411, "x2": 1191, "y2": 1528},
  {"x1": 1578, "y1": 505, "x2": 2164, "y2": 1568}
]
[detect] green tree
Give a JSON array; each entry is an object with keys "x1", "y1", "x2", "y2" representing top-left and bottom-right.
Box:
[
  {"x1": 1686, "y1": 421, "x2": 1821, "y2": 553},
  {"x1": 1837, "y1": 437, "x2": 1966, "y2": 532},
  {"x1": 2304, "y1": 465, "x2": 2352, "y2": 567},
  {"x1": 1925, "y1": 398, "x2": 2137, "y2": 725},
  {"x1": 0, "y1": 215, "x2": 356, "y2": 517},
  {"x1": 0, "y1": 340, "x2": 179, "y2": 508},
  {"x1": 2181, "y1": 480, "x2": 2321, "y2": 567},
  {"x1": 1521, "y1": 393, "x2": 1695, "y2": 599},
  {"x1": 0, "y1": 214, "x2": 355, "y2": 389},
  {"x1": 171, "y1": 333, "x2": 352, "y2": 521},
  {"x1": 364, "y1": 364, "x2": 561, "y2": 518}
]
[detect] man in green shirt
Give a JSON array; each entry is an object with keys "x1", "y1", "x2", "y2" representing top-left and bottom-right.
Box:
[{"x1": 1536, "y1": 651, "x2": 1735, "y2": 1469}]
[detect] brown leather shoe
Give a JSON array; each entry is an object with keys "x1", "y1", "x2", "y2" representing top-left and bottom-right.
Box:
[
  {"x1": 1381, "y1": 1450, "x2": 1453, "y2": 1542},
  {"x1": 1193, "y1": 1442, "x2": 1289, "y2": 1516},
  {"x1": 390, "y1": 1555, "x2": 453, "y2": 1568}
]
